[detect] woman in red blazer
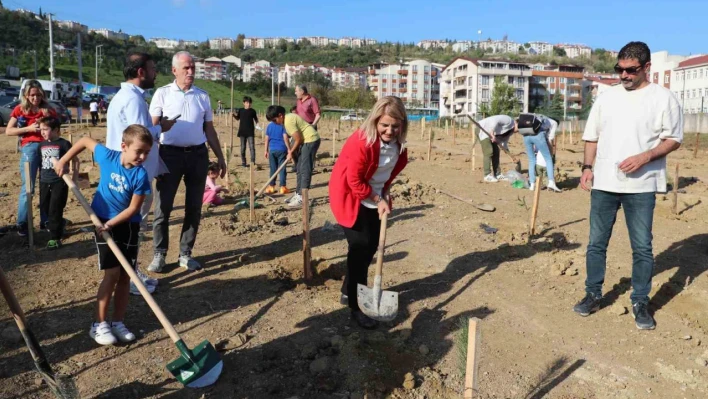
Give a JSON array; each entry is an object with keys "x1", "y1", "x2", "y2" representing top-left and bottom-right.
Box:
[{"x1": 328, "y1": 96, "x2": 409, "y2": 329}]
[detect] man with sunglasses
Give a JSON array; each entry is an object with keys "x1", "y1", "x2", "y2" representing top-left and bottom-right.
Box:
[{"x1": 573, "y1": 42, "x2": 683, "y2": 330}]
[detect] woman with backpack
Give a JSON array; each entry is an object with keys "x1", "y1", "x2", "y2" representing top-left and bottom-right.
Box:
[{"x1": 518, "y1": 113, "x2": 561, "y2": 192}]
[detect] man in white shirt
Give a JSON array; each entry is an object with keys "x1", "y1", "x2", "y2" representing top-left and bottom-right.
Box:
[
  {"x1": 573, "y1": 42, "x2": 683, "y2": 330},
  {"x1": 148, "y1": 51, "x2": 226, "y2": 272},
  {"x1": 89, "y1": 99, "x2": 99, "y2": 126},
  {"x1": 477, "y1": 115, "x2": 518, "y2": 182}
]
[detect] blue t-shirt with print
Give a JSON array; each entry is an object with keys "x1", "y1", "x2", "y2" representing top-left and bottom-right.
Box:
[
  {"x1": 266, "y1": 122, "x2": 287, "y2": 152},
  {"x1": 91, "y1": 144, "x2": 151, "y2": 223}
]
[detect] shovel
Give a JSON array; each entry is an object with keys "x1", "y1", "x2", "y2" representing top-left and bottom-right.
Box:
[
  {"x1": 61, "y1": 174, "x2": 223, "y2": 388},
  {"x1": 0, "y1": 266, "x2": 79, "y2": 399},
  {"x1": 357, "y1": 212, "x2": 398, "y2": 322},
  {"x1": 466, "y1": 116, "x2": 521, "y2": 172}
]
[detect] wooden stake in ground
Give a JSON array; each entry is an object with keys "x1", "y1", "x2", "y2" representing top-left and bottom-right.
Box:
[
  {"x1": 445, "y1": 119, "x2": 449, "y2": 136},
  {"x1": 673, "y1": 163, "x2": 680, "y2": 215},
  {"x1": 24, "y1": 162, "x2": 33, "y2": 250},
  {"x1": 428, "y1": 128, "x2": 433, "y2": 161},
  {"x1": 229, "y1": 79, "x2": 235, "y2": 159},
  {"x1": 249, "y1": 164, "x2": 255, "y2": 222},
  {"x1": 464, "y1": 317, "x2": 481, "y2": 399},
  {"x1": 453, "y1": 121, "x2": 457, "y2": 145},
  {"x1": 223, "y1": 140, "x2": 230, "y2": 186},
  {"x1": 302, "y1": 188, "x2": 312, "y2": 280},
  {"x1": 694, "y1": 132, "x2": 700, "y2": 159},
  {"x1": 471, "y1": 136, "x2": 478, "y2": 172},
  {"x1": 529, "y1": 176, "x2": 542, "y2": 238},
  {"x1": 420, "y1": 118, "x2": 425, "y2": 140},
  {"x1": 562, "y1": 122, "x2": 566, "y2": 150},
  {"x1": 333, "y1": 127, "x2": 337, "y2": 158}
]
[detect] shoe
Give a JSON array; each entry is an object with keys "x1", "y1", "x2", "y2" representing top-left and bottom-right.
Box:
[
  {"x1": 241, "y1": 163, "x2": 249, "y2": 168},
  {"x1": 265, "y1": 185, "x2": 276, "y2": 194},
  {"x1": 573, "y1": 293, "x2": 602, "y2": 317},
  {"x1": 483, "y1": 174, "x2": 498, "y2": 183},
  {"x1": 46, "y1": 239, "x2": 61, "y2": 250},
  {"x1": 40, "y1": 221, "x2": 49, "y2": 232},
  {"x1": 288, "y1": 195, "x2": 303, "y2": 208},
  {"x1": 130, "y1": 281, "x2": 156, "y2": 296},
  {"x1": 632, "y1": 302, "x2": 656, "y2": 330},
  {"x1": 110, "y1": 321, "x2": 136, "y2": 343},
  {"x1": 137, "y1": 267, "x2": 158, "y2": 287},
  {"x1": 496, "y1": 174, "x2": 509, "y2": 181},
  {"x1": 179, "y1": 254, "x2": 202, "y2": 271},
  {"x1": 279, "y1": 186, "x2": 291, "y2": 195},
  {"x1": 351, "y1": 310, "x2": 378, "y2": 330},
  {"x1": 529, "y1": 183, "x2": 536, "y2": 191},
  {"x1": 340, "y1": 294, "x2": 348, "y2": 305},
  {"x1": 17, "y1": 224, "x2": 27, "y2": 237},
  {"x1": 90, "y1": 322, "x2": 117, "y2": 346},
  {"x1": 147, "y1": 253, "x2": 166, "y2": 273},
  {"x1": 547, "y1": 181, "x2": 562, "y2": 193},
  {"x1": 283, "y1": 193, "x2": 297, "y2": 203}
]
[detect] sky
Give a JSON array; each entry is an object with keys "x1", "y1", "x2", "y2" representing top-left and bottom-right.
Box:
[{"x1": 3, "y1": 0, "x2": 705, "y2": 55}]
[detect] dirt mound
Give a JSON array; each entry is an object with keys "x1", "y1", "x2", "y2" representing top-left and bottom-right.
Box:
[
  {"x1": 390, "y1": 176, "x2": 437, "y2": 205},
  {"x1": 218, "y1": 206, "x2": 291, "y2": 236}
]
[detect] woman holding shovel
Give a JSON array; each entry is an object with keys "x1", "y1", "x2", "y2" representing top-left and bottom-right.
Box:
[{"x1": 329, "y1": 96, "x2": 408, "y2": 329}]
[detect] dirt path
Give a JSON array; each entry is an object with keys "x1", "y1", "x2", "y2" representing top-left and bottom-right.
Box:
[{"x1": 1, "y1": 121, "x2": 708, "y2": 398}]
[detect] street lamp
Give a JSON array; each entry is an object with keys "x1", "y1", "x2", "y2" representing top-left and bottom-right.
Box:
[{"x1": 95, "y1": 45, "x2": 103, "y2": 91}]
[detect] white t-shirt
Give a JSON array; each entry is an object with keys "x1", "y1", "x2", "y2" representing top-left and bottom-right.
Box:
[
  {"x1": 361, "y1": 139, "x2": 400, "y2": 209},
  {"x1": 478, "y1": 115, "x2": 515, "y2": 142},
  {"x1": 149, "y1": 81, "x2": 214, "y2": 147},
  {"x1": 582, "y1": 83, "x2": 683, "y2": 193},
  {"x1": 89, "y1": 101, "x2": 98, "y2": 112}
]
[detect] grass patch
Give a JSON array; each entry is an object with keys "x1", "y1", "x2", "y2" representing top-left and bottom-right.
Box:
[{"x1": 454, "y1": 316, "x2": 470, "y2": 375}]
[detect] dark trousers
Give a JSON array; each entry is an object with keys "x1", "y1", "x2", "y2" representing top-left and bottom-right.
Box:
[
  {"x1": 240, "y1": 136, "x2": 255, "y2": 165},
  {"x1": 39, "y1": 180, "x2": 68, "y2": 240},
  {"x1": 341, "y1": 205, "x2": 381, "y2": 311},
  {"x1": 296, "y1": 139, "x2": 320, "y2": 195},
  {"x1": 480, "y1": 139, "x2": 500, "y2": 176},
  {"x1": 153, "y1": 144, "x2": 209, "y2": 256},
  {"x1": 585, "y1": 190, "x2": 656, "y2": 304},
  {"x1": 90, "y1": 111, "x2": 98, "y2": 125}
]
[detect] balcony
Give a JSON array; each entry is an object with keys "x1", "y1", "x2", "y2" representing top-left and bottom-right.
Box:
[
  {"x1": 368, "y1": 70, "x2": 376, "y2": 75},
  {"x1": 431, "y1": 70, "x2": 438, "y2": 76},
  {"x1": 399, "y1": 88, "x2": 407, "y2": 93},
  {"x1": 398, "y1": 70, "x2": 408, "y2": 75}
]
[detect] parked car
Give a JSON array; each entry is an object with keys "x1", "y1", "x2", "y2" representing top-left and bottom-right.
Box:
[
  {"x1": 0, "y1": 80, "x2": 20, "y2": 98},
  {"x1": 0, "y1": 100, "x2": 71, "y2": 126},
  {"x1": 340, "y1": 113, "x2": 364, "y2": 121},
  {"x1": 0, "y1": 99, "x2": 13, "y2": 127},
  {"x1": 49, "y1": 100, "x2": 72, "y2": 124}
]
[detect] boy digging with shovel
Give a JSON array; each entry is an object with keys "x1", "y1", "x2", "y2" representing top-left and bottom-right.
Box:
[{"x1": 54, "y1": 125, "x2": 152, "y2": 346}]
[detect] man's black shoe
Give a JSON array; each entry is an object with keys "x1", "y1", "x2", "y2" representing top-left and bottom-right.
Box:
[
  {"x1": 573, "y1": 293, "x2": 602, "y2": 316},
  {"x1": 632, "y1": 302, "x2": 656, "y2": 330},
  {"x1": 351, "y1": 310, "x2": 378, "y2": 330}
]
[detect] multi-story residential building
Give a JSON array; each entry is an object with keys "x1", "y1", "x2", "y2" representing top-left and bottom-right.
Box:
[
  {"x1": 367, "y1": 59, "x2": 442, "y2": 109},
  {"x1": 331, "y1": 67, "x2": 368, "y2": 89},
  {"x1": 452, "y1": 41, "x2": 475, "y2": 53},
  {"x1": 673, "y1": 55, "x2": 708, "y2": 113},
  {"x1": 528, "y1": 41, "x2": 553, "y2": 55},
  {"x1": 478, "y1": 39, "x2": 520, "y2": 54},
  {"x1": 440, "y1": 57, "x2": 531, "y2": 120},
  {"x1": 339, "y1": 37, "x2": 354, "y2": 47},
  {"x1": 277, "y1": 63, "x2": 333, "y2": 88},
  {"x1": 183, "y1": 40, "x2": 199, "y2": 47},
  {"x1": 56, "y1": 20, "x2": 88, "y2": 33},
  {"x1": 607, "y1": 50, "x2": 619, "y2": 58},
  {"x1": 649, "y1": 51, "x2": 690, "y2": 90},
  {"x1": 221, "y1": 55, "x2": 242, "y2": 68},
  {"x1": 209, "y1": 38, "x2": 234, "y2": 50},
  {"x1": 529, "y1": 65, "x2": 585, "y2": 114},
  {"x1": 556, "y1": 44, "x2": 592, "y2": 59},
  {"x1": 582, "y1": 76, "x2": 620, "y2": 100},
  {"x1": 194, "y1": 57, "x2": 226, "y2": 81},
  {"x1": 298, "y1": 36, "x2": 331, "y2": 47},
  {"x1": 242, "y1": 60, "x2": 272, "y2": 82},
  {"x1": 416, "y1": 40, "x2": 450, "y2": 50},
  {"x1": 149, "y1": 38, "x2": 181, "y2": 49},
  {"x1": 89, "y1": 28, "x2": 129, "y2": 41}
]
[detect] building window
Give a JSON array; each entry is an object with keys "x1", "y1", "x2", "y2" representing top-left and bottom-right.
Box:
[
  {"x1": 383, "y1": 83, "x2": 387, "y2": 88},
  {"x1": 481, "y1": 75, "x2": 489, "y2": 85},
  {"x1": 694, "y1": 89, "x2": 697, "y2": 98},
  {"x1": 412, "y1": 83, "x2": 418, "y2": 89},
  {"x1": 412, "y1": 65, "x2": 418, "y2": 72},
  {"x1": 424, "y1": 66, "x2": 430, "y2": 72},
  {"x1": 412, "y1": 92, "x2": 417, "y2": 99},
  {"x1": 701, "y1": 89, "x2": 704, "y2": 98},
  {"x1": 694, "y1": 70, "x2": 698, "y2": 79},
  {"x1": 468, "y1": 77, "x2": 473, "y2": 86},
  {"x1": 481, "y1": 89, "x2": 489, "y2": 99},
  {"x1": 702, "y1": 69, "x2": 704, "y2": 78},
  {"x1": 665, "y1": 75, "x2": 670, "y2": 84}
]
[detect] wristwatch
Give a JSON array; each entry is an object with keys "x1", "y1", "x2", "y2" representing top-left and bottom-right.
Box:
[{"x1": 582, "y1": 164, "x2": 593, "y2": 171}]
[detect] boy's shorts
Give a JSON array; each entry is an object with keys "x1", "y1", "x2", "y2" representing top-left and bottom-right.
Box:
[{"x1": 94, "y1": 218, "x2": 140, "y2": 271}]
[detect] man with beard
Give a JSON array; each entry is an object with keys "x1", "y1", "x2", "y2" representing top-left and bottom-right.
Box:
[
  {"x1": 105, "y1": 52, "x2": 176, "y2": 295},
  {"x1": 573, "y1": 41, "x2": 683, "y2": 330},
  {"x1": 147, "y1": 51, "x2": 226, "y2": 273}
]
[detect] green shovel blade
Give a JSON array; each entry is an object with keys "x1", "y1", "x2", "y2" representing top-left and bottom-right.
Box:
[{"x1": 167, "y1": 340, "x2": 223, "y2": 388}]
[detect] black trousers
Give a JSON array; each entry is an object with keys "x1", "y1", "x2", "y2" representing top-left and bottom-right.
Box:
[
  {"x1": 341, "y1": 205, "x2": 381, "y2": 311},
  {"x1": 39, "y1": 180, "x2": 68, "y2": 240},
  {"x1": 90, "y1": 111, "x2": 98, "y2": 125},
  {"x1": 240, "y1": 136, "x2": 255, "y2": 165}
]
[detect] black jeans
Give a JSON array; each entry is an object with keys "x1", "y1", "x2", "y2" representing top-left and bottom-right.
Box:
[
  {"x1": 240, "y1": 136, "x2": 255, "y2": 165},
  {"x1": 90, "y1": 111, "x2": 98, "y2": 126},
  {"x1": 39, "y1": 180, "x2": 68, "y2": 240},
  {"x1": 296, "y1": 139, "x2": 320, "y2": 195},
  {"x1": 341, "y1": 205, "x2": 381, "y2": 311}
]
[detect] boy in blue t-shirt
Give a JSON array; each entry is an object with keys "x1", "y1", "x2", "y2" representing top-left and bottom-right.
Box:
[
  {"x1": 54, "y1": 124, "x2": 152, "y2": 346},
  {"x1": 264, "y1": 114, "x2": 291, "y2": 194}
]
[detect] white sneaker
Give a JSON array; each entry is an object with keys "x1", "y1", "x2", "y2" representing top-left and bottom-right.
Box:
[
  {"x1": 90, "y1": 322, "x2": 117, "y2": 346},
  {"x1": 529, "y1": 183, "x2": 536, "y2": 191},
  {"x1": 547, "y1": 181, "x2": 562, "y2": 193},
  {"x1": 287, "y1": 193, "x2": 302, "y2": 204},
  {"x1": 496, "y1": 174, "x2": 509, "y2": 181},
  {"x1": 288, "y1": 195, "x2": 303, "y2": 208},
  {"x1": 179, "y1": 255, "x2": 202, "y2": 271},
  {"x1": 484, "y1": 174, "x2": 498, "y2": 183},
  {"x1": 136, "y1": 267, "x2": 158, "y2": 287},
  {"x1": 283, "y1": 193, "x2": 298, "y2": 204},
  {"x1": 130, "y1": 281, "x2": 156, "y2": 296},
  {"x1": 147, "y1": 253, "x2": 166, "y2": 273},
  {"x1": 110, "y1": 321, "x2": 136, "y2": 343}
]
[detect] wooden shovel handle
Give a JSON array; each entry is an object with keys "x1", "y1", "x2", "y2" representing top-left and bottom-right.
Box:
[
  {"x1": 255, "y1": 161, "x2": 288, "y2": 198},
  {"x1": 61, "y1": 174, "x2": 182, "y2": 344},
  {"x1": 373, "y1": 212, "x2": 388, "y2": 279}
]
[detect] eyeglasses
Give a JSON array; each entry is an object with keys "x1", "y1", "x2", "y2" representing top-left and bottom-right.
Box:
[{"x1": 614, "y1": 64, "x2": 644, "y2": 75}]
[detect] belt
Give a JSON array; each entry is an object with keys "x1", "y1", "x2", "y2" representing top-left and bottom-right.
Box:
[{"x1": 161, "y1": 143, "x2": 206, "y2": 153}]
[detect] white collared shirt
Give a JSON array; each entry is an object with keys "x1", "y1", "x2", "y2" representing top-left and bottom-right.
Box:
[
  {"x1": 361, "y1": 139, "x2": 400, "y2": 209},
  {"x1": 149, "y1": 81, "x2": 213, "y2": 147},
  {"x1": 106, "y1": 82, "x2": 163, "y2": 180}
]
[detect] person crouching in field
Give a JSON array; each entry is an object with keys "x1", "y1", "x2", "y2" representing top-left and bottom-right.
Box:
[
  {"x1": 328, "y1": 96, "x2": 409, "y2": 329},
  {"x1": 54, "y1": 125, "x2": 152, "y2": 346},
  {"x1": 202, "y1": 161, "x2": 229, "y2": 206}
]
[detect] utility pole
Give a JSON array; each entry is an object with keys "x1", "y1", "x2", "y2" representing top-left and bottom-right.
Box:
[
  {"x1": 48, "y1": 14, "x2": 55, "y2": 90},
  {"x1": 77, "y1": 33, "x2": 83, "y2": 123},
  {"x1": 95, "y1": 45, "x2": 103, "y2": 91}
]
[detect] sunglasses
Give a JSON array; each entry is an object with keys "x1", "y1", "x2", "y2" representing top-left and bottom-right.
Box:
[{"x1": 614, "y1": 64, "x2": 644, "y2": 75}]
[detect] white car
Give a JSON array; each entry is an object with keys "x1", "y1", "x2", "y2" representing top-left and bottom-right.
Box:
[{"x1": 340, "y1": 114, "x2": 364, "y2": 121}]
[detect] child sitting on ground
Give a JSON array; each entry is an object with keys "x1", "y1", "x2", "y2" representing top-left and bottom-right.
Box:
[
  {"x1": 264, "y1": 113, "x2": 291, "y2": 195},
  {"x1": 38, "y1": 116, "x2": 79, "y2": 249},
  {"x1": 203, "y1": 161, "x2": 229, "y2": 206},
  {"x1": 54, "y1": 124, "x2": 152, "y2": 346}
]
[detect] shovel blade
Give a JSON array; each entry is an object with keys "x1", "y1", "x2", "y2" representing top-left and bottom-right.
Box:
[
  {"x1": 475, "y1": 203, "x2": 496, "y2": 212},
  {"x1": 357, "y1": 284, "x2": 399, "y2": 322},
  {"x1": 167, "y1": 340, "x2": 223, "y2": 388}
]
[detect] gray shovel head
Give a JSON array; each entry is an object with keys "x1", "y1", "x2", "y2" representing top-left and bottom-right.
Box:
[{"x1": 357, "y1": 277, "x2": 398, "y2": 322}]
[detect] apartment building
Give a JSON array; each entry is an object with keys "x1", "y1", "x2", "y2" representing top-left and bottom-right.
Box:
[
  {"x1": 367, "y1": 59, "x2": 442, "y2": 109},
  {"x1": 209, "y1": 38, "x2": 234, "y2": 50},
  {"x1": 557, "y1": 44, "x2": 592, "y2": 59},
  {"x1": 89, "y1": 28, "x2": 129, "y2": 41},
  {"x1": 452, "y1": 41, "x2": 475, "y2": 53},
  {"x1": 221, "y1": 55, "x2": 242, "y2": 68},
  {"x1": 440, "y1": 57, "x2": 531, "y2": 120},
  {"x1": 649, "y1": 51, "x2": 690, "y2": 89},
  {"x1": 673, "y1": 55, "x2": 708, "y2": 113},
  {"x1": 478, "y1": 39, "x2": 520, "y2": 54},
  {"x1": 331, "y1": 67, "x2": 367, "y2": 89},
  {"x1": 276, "y1": 63, "x2": 333, "y2": 88},
  {"x1": 529, "y1": 65, "x2": 585, "y2": 113},
  {"x1": 194, "y1": 57, "x2": 226, "y2": 81},
  {"x1": 56, "y1": 20, "x2": 88, "y2": 33},
  {"x1": 150, "y1": 38, "x2": 181, "y2": 49},
  {"x1": 583, "y1": 76, "x2": 620, "y2": 100},
  {"x1": 417, "y1": 40, "x2": 450, "y2": 50},
  {"x1": 298, "y1": 36, "x2": 332, "y2": 47},
  {"x1": 528, "y1": 41, "x2": 553, "y2": 55},
  {"x1": 183, "y1": 40, "x2": 199, "y2": 47},
  {"x1": 242, "y1": 60, "x2": 273, "y2": 82}
]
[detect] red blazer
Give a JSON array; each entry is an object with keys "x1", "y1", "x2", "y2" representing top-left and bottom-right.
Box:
[{"x1": 329, "y1": 130, "x2": 408, "y2": 228}]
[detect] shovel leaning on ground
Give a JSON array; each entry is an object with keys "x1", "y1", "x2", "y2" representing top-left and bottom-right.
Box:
[
  {"x1": 466, "y1": 115, "x2": 522, "y2": 173},
  {"x1": 0, "y1": 266, "x2": 79, "y2": 399},
  {"x1": 357, "y1": 212, "x2": 398, "y2": 322},
  {"x1": 61, "y1": 174, "x2": 223, "y2": 388}
]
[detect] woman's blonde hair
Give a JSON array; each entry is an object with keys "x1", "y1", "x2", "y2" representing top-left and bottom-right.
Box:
[
  {"x1": 20, "y1": 80, "x2": 50, "y2": 114},
  {"x1": 359, "y1": 96, "x2": 408, "y2": 148}
]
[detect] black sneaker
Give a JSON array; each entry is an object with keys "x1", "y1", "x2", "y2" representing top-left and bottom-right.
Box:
[
  {"x1": 351, "y1": 310, "x2": 378, "y2": 330},
  {"x1": 573, "y1": 293, "x2": 602, "y2": 316},
  {"x1": 40, "y1": 221, "x2": 49, "y2": 232},
  {"x1": 632, "y1": 302, "x2": 656, "y2": 330},
  {"x1": 17, "y1": 224, "x2": 28, "y2": 237}
]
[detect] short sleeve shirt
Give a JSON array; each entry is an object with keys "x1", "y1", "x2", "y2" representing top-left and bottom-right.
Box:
[
  {"x1": 295, "y1": 95, "x2": 321, "y2": 124},
  {"x1": 149, "y1": 81, "x2": 213, "y2": 147},
  {"x1": 236, "y1": 108, "x2": 259, "y2": 137},
  {"x1": 266, "y1": 122, "x2": 287, "y2": 152},
  {"x1": 284, "y1": 113, "x2": 320, "y2": 143},
  {"x1": 11, "y1": 105, "x2": 57, "y2": 147},
  {"x1": 39, "y1": 138, "x2": 72, "y2": 183},
  {"x1": 91, "y1": 144, "x2": 151, "y2": 222}
]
